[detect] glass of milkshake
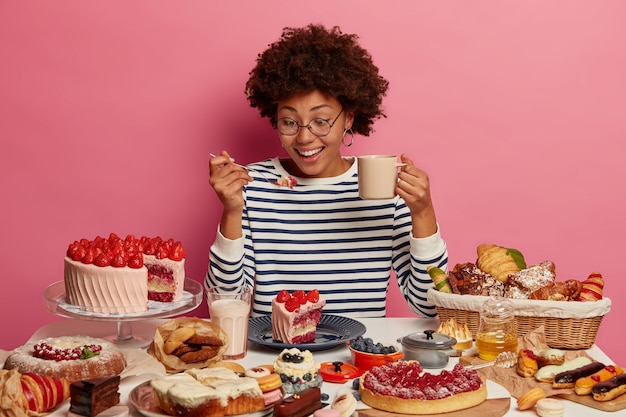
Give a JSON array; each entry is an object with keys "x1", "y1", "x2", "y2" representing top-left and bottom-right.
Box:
[{"x1": 206, "y1": 285, "x2": 252, "y2": 359}]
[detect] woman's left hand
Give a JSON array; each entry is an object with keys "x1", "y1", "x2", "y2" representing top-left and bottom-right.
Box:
[{"x1": 396, "y1": 154, "x2": 438, "y2": 237}]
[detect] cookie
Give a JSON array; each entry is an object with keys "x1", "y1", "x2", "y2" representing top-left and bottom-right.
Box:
[
  {"x1": 187, "y1": 335, "x2": 224, "y2": 346},
  {"x1": 179, "y1": 346, "x2": 217, "y2": 363}
]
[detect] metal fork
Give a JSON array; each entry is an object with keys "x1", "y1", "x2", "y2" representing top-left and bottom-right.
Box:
[{"x1": 209, "y1": 153, "x2": 275, "y2": 184}]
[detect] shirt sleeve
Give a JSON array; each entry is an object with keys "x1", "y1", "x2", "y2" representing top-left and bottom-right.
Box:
[
  {"x1": 206, "y1": 225, "x2": 250, "y2": 289},
  {"x1": 395, "y1": 223, "x2": 449, "y2": 318}
]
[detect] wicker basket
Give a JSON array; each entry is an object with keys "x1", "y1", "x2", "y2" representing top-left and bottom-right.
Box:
[{"x1": 427, "y1": 288, "x2": 611, "y2": 349}]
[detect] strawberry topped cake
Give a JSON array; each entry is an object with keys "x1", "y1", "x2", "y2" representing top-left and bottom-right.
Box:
[
  {"x1": 271, "y1": 289, "x2": 325, "y2": 344},
  {"x1": 359, "y1": 361, "x2": 487, "y2": 415},
  {"x1": 64, "y1": 233, "x2": 185, "y2": 314}
]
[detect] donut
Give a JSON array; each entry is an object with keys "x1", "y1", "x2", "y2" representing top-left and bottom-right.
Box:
[{"x1": 516, "y1": 387, "x2": 545, "y2": 411}]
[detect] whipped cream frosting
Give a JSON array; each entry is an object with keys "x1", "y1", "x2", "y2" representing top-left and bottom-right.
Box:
[
  {"x1": 64, "y1": 257, "x2": 148, "y2": 314},
  {"x1": 271, "y1": 297, "x2": 326, "y2": 343}
]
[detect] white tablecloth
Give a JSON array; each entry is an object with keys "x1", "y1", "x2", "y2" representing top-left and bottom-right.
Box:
[{"x1": 13, "y1": 317, "x2": 618, "y2": 416}]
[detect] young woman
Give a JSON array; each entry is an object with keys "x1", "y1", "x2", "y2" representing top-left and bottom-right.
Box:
[{"x1": 207, "y1": 24, "x2": 447, "y2": 318}]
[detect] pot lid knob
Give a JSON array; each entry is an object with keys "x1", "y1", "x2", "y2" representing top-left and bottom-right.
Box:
[{"x1": 424, "y1": 330, "x2": 435, "y2": 340}]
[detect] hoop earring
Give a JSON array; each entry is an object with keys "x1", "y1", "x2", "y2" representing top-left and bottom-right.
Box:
[{"x1": 342, "y1": 129, "x2": 354, "y2": 147}]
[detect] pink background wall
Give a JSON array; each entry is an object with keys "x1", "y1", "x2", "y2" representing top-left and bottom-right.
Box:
[{"x1": 1, "y1": 1, "x2": 624, "y2": 364}]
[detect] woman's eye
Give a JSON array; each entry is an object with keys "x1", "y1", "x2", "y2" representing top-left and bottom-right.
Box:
[
  {"x1": 280, "y1": 119, "x2": 296, "y2": 127},
  {"x1": 311, "y1": 118, "x2": 327, "y2": 127}
]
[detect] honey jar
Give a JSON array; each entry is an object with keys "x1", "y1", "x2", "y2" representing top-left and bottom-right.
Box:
[{"x1": 475, "y1": 296, "x2": 518, "y2": 361}]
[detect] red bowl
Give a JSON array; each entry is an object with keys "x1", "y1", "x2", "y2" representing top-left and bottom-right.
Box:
[{"x1": 348, "y1": 345, "x2": 404, "y2": 371}]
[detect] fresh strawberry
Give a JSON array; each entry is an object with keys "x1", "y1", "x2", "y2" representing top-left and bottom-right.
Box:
[
  {"x1": 143, "y1": 240, "x2": 157, "y2": 255},
  {"x1": 111, "y1": 251, "x2": 126, "y2": 267},
  {"x1": 285, "y1": 297, "x2": 300, "y2": 312},
  {"x1": 82, "y1": 247, "x2": 97, "y2": 264},
  {"x1": 156, "y1": 245, "x2": 169, "y2": 260},
  {"x1": 71, "y1": 245, "x2": 87, "y2": 261},
  {"x1": 276, "y1": 289, "x2": 290, "y2": 303},
  {"x1": 307, "y1": 289, "x2": 320, "y2": 303},
  {"x1": 94, "y1": 253, "x2": 111, "y2": 267},
  {"x1": 128, "y1": 254, "x2": 143, "y2": 268},
  {"x1": 292, "y1": 290, "x2": 307, "y2": 304},
  {"x1": 169, "y1": 242, "x2": 185, "y2": 261}
]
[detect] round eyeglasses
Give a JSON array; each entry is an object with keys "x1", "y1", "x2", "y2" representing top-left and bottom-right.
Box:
[{"x1": 276, "y1": 108, "x2": 344, "y2": 137}]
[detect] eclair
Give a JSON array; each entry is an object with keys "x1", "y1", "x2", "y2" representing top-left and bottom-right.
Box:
[
  {"x1": 592, "y1": 373, "x2": 626, "y2": 402},
  {"x1": 534, "y1": 356, "x2": 592, "y2": 383},
  {"x1": 552, "y1": 361, "x2": 606, "y2": 389},
  {"x1": 575, "y1": 365, "x2": 623, "y2": 396}
]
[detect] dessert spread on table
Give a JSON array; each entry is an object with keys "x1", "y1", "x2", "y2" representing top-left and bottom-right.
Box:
[
  {"x1": 64, "y1": 234, "x2": 186, "y2": 314},
  {"x1": 271, "y1": 289, "x2": 325, "y2": 344}
]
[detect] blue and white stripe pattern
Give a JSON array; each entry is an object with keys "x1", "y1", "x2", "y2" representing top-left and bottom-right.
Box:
[{"x1": 207, "y1": 157, "x2": 448, "y2": 318}]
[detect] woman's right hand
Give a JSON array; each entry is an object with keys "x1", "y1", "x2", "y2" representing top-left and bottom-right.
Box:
[{"x1": 209, "y1": 151, "x2": 253, "y2": 213}]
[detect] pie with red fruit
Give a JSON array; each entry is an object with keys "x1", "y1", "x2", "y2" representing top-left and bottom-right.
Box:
[{"x1": 359, "y1": 361, "x2": 487, "y2": 414}]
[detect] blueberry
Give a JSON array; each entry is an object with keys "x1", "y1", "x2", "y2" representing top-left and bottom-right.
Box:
[
  {"x1": 352, "y1": 378, "x2": 360, "y2": 390},
  {"x1": 321, "y1": 393, "x2": 330, "y2": 401}
]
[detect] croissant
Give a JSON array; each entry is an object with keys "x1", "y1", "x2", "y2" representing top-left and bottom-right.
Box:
[
  {"x1": 427, "y1": 266, "x2": 452, "y2": 293},
  {"x1": 578, "y1": 272, "x2": 604, "y2": 301},
  {"x1": 0, "y1": 369, "x2": 70, "y2": 416},
  {"x1": 529, "y1": 280, "x2": 583, "y2": 301},
  {"x1": 476, "y1": 244, "x2": 526, "y2": 284}
]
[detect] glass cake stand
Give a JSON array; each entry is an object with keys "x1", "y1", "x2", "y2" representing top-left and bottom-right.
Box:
[{"x1": 43, "y1": 278, "x2": 203, "y2": 348}]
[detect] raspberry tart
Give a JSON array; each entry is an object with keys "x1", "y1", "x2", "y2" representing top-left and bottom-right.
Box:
[
  {"x1": 271, "y1": 289, "x2": 325, "y2": 344},
  {"x1": 3, "y1": 336, "x2": 126, "y2": 382},
  {"x1": 64, "y1": 233, "x2": 185, "y2": 314},
  {"x1": 359, "y1": 361, "x2": 487, "y2": 414}
]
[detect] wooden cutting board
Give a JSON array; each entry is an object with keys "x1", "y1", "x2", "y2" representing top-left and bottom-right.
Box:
[
  {"x1": 558, "y1": 392, "x2": 626, "y2": 412},
  {"x1": 355, "y1": 398, "x2": 510, "y2": 417}
]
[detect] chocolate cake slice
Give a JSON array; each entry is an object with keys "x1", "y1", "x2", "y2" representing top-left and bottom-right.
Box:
[{"x1": 69, "y1": 375, "x2": 120, "y2": 416}]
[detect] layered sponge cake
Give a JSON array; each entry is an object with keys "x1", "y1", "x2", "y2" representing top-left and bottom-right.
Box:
[
  {"x1": 64, "y1": 233, "x2": 185, "y2": 314},
  {"x1": 271, "y1": 289, "x2": 325, "y2": 344}
]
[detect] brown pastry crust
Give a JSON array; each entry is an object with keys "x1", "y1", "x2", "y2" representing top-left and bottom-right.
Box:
[{"x1": 529, "y1": 280, "x2": 582, "y2": 301}]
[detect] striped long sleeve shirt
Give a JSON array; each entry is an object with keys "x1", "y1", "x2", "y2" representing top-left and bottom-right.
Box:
[{"x1": 206, "y1": 157, "x2": 448, "y2": 318}]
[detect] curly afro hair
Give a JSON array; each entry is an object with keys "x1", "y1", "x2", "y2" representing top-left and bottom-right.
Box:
[{"x1": 245, "y1": 24, "x2": 389, "y2": 137}]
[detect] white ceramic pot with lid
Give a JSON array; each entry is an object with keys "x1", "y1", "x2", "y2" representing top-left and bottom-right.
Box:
[{"x1": 397, "y1": 330, "x2": 457, "y2": 369}]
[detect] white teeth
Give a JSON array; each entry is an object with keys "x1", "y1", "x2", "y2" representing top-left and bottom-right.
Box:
[{"x1": 300, "y1": 148, "x2": 322, "y2": 157}]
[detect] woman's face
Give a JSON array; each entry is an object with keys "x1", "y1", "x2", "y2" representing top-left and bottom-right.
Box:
[{"x1": 277, "y1": 90, "x2": 353, "y2": 178}]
